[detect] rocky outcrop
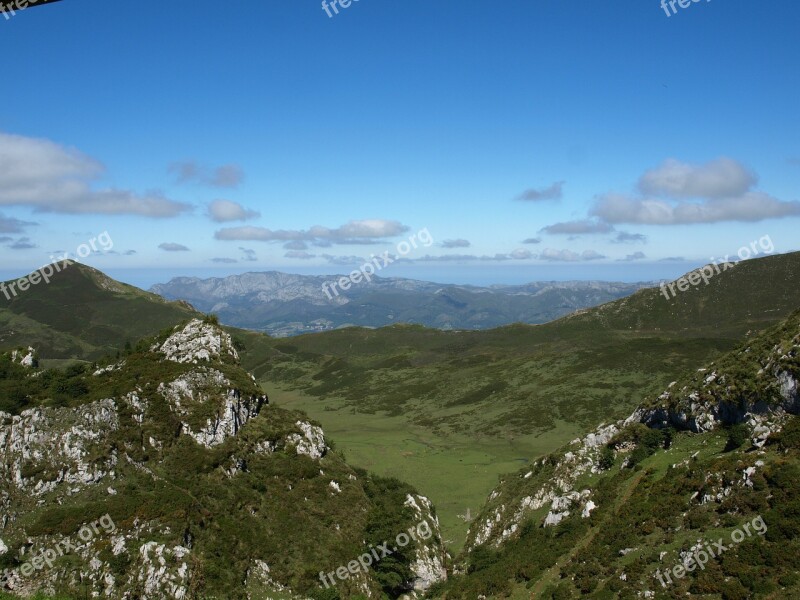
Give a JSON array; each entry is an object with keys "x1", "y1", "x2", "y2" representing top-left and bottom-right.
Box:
[
  {"x1": 632, "y1": 321, "x2": 799, "y2": 441},
  {"x1": 10, "y1": 347, "x2": 35, "y2": 368},
  {"x1": 403, "y1": 494, "x2": 448, "y2": 593},
  {"x1": 184, "y1": 390, "x2": 266, "y2": 448},
  {"x1": 0, "y1": 399, "x2": 119, "y2": 499},
  {"x1": 158, "y1": 369, "x2": 266, "y2": 447},
  {"x1": 153, "y1": 319, "x2": 239, "y2": 364},
  {"x1": 467, "y1": 422, "x2": 611, "y2": 551},
  {"x1": 286, "y1": 421, "x2": 328, "y2": 459}
]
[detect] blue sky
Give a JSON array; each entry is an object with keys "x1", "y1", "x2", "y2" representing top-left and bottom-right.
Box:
[{"x1": 1, "y1": 0, "x2": 798, "y2": 288}]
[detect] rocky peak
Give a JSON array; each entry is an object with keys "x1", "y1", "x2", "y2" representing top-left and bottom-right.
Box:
[{"x1": 152, "y1": 318, "x2": 239, "y2": 364}]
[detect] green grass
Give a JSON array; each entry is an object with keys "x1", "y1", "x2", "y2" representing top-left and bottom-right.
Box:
[{"x1": 271, "y1": 386, "x2": 583, "y2": 551}]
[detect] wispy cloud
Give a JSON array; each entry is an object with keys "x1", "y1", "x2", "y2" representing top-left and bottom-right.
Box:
[
  {"x1": 215, "y1": 219, "x2": 410, "y2": 244},
  {"x1": 7, "y1": 236, "x2": 36, "y2": 250},
  {"x1": 611, "y1": 231, "x2": 647, "y2": 244},
  {"x1": 440, "y1": 239, "x2": 471, "y2": 248},
  {"x1": 285, "y1": 250, "x2": 317, "y2": 260},
  {"x1": 540, "y1": 219, "x2": 614, "y2": 235},
  {"x1": 158, "y1": 242, "x2": 190, "y2": 252},
  {"x1": 169, "y1": 161, "x2": 244, "y2": 188},
  {"x1": 539, "y1": 248, "x2": 605, "y2": 262},
  {"x1": 283, "y1": 240, "x2": 308, "y2": 251},
  {"x1": 0, "y1": 132, "x2": 191, "y2": 218},
  {"x1": 522, "y1": 237, "x2": 541, "y2": 244},
  {"x1": 239, "y1": 247, "x2": 257, "y2": 262},
  {"x1": 0, "y1": 212, "x2": 37, "y2": 233},
  {"x1": 516, "y1": 181, "x2": 564, "y2": 202},
  {"x1": 321, "y1": 254, "x2": 363, "y2": 266},
  {"x1": 409, "y1": 249, "x2": 534, "y2": 262},
  {"x1": 207, "y1": 199, "x2": 260, "y2": 222},
  {"x1": 617, "y1": 251, "x2": 647, "y2": 262},
  {"x1": 211, "y1": 257, "x2": 238, "y2": 263}
]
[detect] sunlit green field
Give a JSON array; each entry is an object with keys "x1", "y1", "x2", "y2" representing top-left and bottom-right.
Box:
[{"x1": 269, "y1": 385, "x2": 583, "y2": 551}]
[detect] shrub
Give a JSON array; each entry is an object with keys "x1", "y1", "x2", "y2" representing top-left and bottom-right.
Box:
[
  {"x1": 725, "y1": 424, "x2": 749, "y2": 452},
  {"x1": 599, "y1": 446, "x2": 616, "y2": 470}
]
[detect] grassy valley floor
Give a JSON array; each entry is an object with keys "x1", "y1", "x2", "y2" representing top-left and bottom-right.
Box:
[{"x1": 267, "y1": 384, "x2": 584, "y2": 551}]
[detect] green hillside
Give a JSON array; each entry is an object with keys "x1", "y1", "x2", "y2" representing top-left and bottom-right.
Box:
[
  {"x1": 0, "y1": 319, "x2": 446, "y2": 599},
  {"x1": 0, "y1": 262, "x2": 198, "y2": 361},
  {"x1": 436, "y1": 309, "x2": 800, "y2": 599},
  {"x1": 230, "y1": 252, "x2": 800, "y2": 549}
]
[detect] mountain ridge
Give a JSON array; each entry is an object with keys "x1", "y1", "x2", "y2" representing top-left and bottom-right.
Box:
[{"x1": 150, "y1": 271, "x2": 650, "y2": 337}]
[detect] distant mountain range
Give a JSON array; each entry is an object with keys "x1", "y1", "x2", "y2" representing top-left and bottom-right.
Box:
[{"x1": 149, "y1": 272, "x2": 651, "y2": 336}]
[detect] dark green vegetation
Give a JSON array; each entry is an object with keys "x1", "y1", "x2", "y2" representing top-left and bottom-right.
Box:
[
  {"x1": 0, "y1": 322, "x2": 441, "y2": 599},
  {"x1": 440, "y1": 428, "x2": 800, "y2": 599},
  {"x1": 231, "y1": 253, "x2": 800, "y2": 547},
  {"x1": 241, "y1": 252, "x2": 800, "y2": 437},
  {"x1": 0, "y1": 262, "x2": 197, "y2": 361},
  {"x1": 436, "y1": 309, "x2": 800, "y2": 599}
]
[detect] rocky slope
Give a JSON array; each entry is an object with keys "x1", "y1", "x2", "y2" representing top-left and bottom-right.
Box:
[
  {"x1": 0, "y1": 319, "x2": 447, "y2": 599},
  {"x1": 437, "y1": 309, "x2": 800, "y2": 598}
]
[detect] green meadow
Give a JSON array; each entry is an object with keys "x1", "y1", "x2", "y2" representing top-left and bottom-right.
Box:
[{"x1": 272, "y1": 385, "x2": 586, "y2": 550}]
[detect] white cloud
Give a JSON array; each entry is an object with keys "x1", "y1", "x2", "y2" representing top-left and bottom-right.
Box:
[
  {"x1": 215, "y1": 219, "x2": 410, "y2": 244},
  {"x1": 638, "y1": 157, "x2": 756, "y2": 199},
  {"x1": 540, "y1": 248, "x2": 606, "y2": 262},
  {"x1": 540, "y1": 219, "x2": 614, "y2": 235},
  {"x1": 284, "y1": 250, "x2": 316, "y2": 260},
  {"x1": 588, "y1": 157, "x2": 800, "y2": 225},
  {"x1": 612, "y1": 231, "x2": 647, "y2": 244},
  {"x1": 441, "y1": 239, "x2": 471, "y2": 248},
  {"x1": 321, "y1": 254, "x2": 363, "y2": 265},
  {"x1": 0, "y1": 132, "x2": 191, "y2": 217},
  {"x1": 169, "y1": 161, "x2": 244, "y2": 188},
  {"x1": 409, "y1": 250, "x2": 535, "y2": 262},
  {"x1": 283, "y1": 240, "x2": 308, "y2": 250},
  {"x1": 159, "y1": 242, "x2": 190, "y2": 252},
  {"x1": 207, "y1": 199, "x2": 260, "y2": 222},
  {"x1": 509, "y1": 248, "x2": 533, "y2": 259},
  {"x1": 618, "y1": 251, "x2": 647, "y2": 262},
  {"x1": 522, "y1": 237, "x2": 541, "y2": 244},
  {"x1": 591, "y1": 191, "x2": 800, "y2": 225},
  {"x1": 516, "y1": 181, "x2": 564, "y2": 202}
]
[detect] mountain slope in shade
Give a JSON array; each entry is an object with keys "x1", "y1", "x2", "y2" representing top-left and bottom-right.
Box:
[
  {"x1": 150, "y1": 272, "x2": 648, "y2": 336},
  {"x1": 0, "y1": 262, "x2": 199, "y2": 361}
]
